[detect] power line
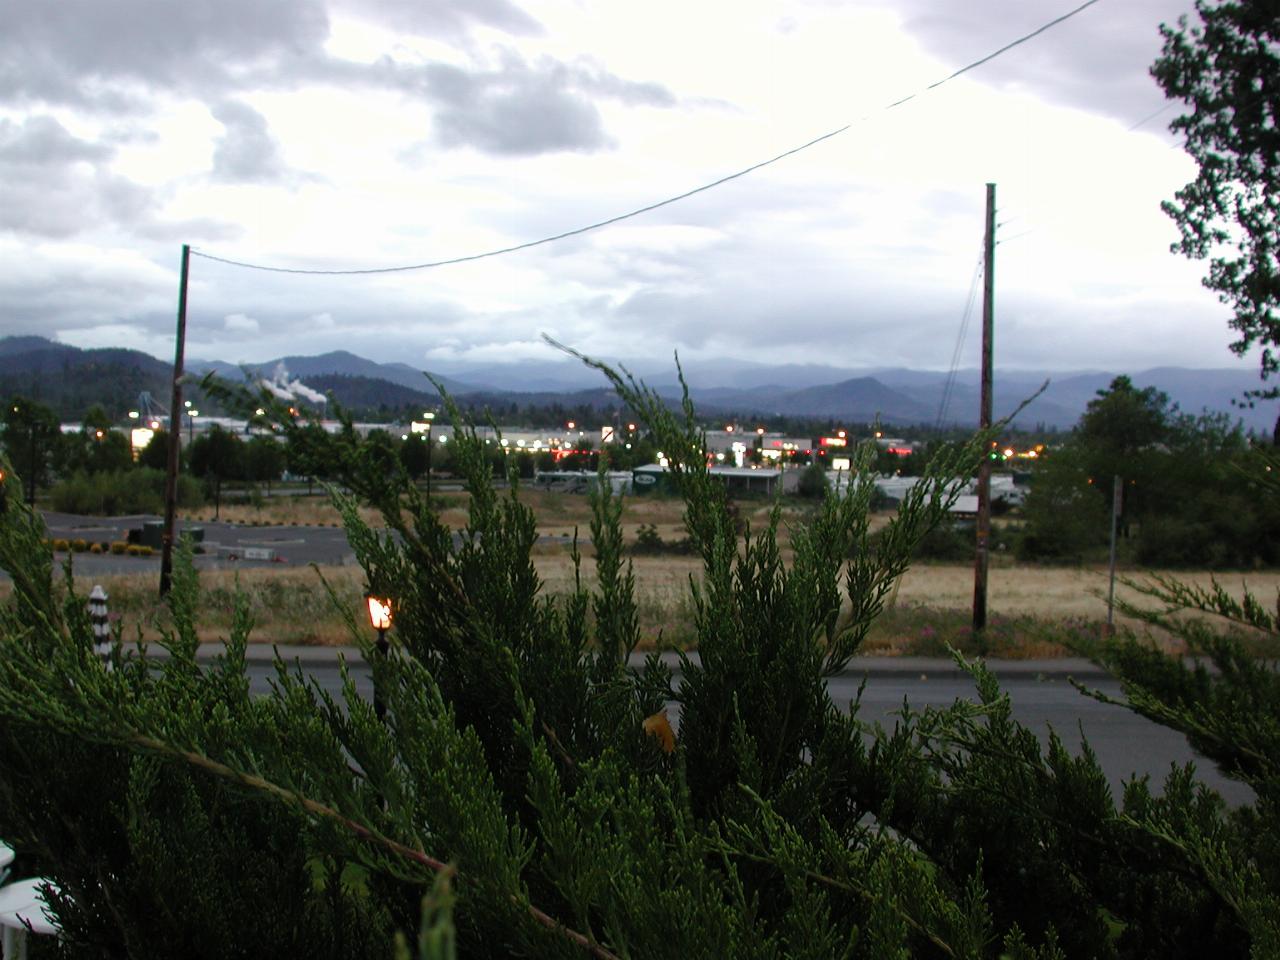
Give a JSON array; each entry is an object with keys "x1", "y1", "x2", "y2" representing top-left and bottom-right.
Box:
[
  {"x1": 190, "y1": 0, "x2": 1104, "y2": 277},
  {"x1": 936, "y1": 251, "x2": 985, "y2": 431}
]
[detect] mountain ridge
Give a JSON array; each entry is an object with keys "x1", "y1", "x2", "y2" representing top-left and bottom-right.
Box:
[{"x1": 6, "y1": 336, "x2": 1274, "y2": 432}]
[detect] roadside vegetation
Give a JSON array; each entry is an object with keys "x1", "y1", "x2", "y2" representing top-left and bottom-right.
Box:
[{"x1": 1, "y1": 354, "x2": 1278, "y2": 957}]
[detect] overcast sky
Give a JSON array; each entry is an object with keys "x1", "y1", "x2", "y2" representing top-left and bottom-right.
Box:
[{"x1": 0, "y1": 0, "x2": 1253, "y2": 378}]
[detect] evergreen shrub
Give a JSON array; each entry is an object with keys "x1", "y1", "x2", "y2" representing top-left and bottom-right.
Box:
[{"x1": 0, "y1": 364, "x2": 1275, "y2": 958}]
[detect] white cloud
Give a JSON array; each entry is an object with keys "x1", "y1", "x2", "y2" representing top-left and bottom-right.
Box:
[{"x1": 223, "y1": 313, "x2": 260, "y2": 333}]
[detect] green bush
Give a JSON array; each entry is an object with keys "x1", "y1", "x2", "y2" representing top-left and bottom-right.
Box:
[
  {"x1": 50, "y1": 468, "x2": 204, "y2": 516},
  {"x1": 0, "y1": 368, "x2": 1277, "y2": 958},
  {"x1": 630, "y1": 522, "x2": 693, "y2": 555},
  {"x1": 796, "y1": 461, "x2": 828, "y2": 499},
  {"x1": 909, "y1": 518, "x2": 975, "y2": 562}
]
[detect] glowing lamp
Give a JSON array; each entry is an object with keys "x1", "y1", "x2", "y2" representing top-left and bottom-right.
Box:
[
  {"x1": 366, "y1": 594, "x2": 393, "y2": 720},
  {"x1": 366, "y1": 595, "x2": 393, "y2": 632}
]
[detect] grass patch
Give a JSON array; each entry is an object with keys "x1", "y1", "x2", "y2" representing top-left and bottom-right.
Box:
[{"x1": 862, "y1": 603, "x2": 1104, "y2": 659}]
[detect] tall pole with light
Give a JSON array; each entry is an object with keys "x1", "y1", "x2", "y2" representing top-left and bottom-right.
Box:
[
  {"x1": 423, "y1": 411, "x2": 435, "y2": 501},
  {"x1": 184, "y1": 399, "x2": 199, "y2": 445},
  {"x1": 366, "y1": 593, "x2": 393, "y2": 720}
]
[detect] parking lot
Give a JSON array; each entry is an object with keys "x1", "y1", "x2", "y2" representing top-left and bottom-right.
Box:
[{"x1": 38, "y1": 512, "x2": 358, "y2": 576}]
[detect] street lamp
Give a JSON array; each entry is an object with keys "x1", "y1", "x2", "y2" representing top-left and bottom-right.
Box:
[
  {"x1": 365, "y1": 593, "x2": 394, "y2": 720},
  {"x1": 188, "y1": 409, "x2": 199, "y2": 445},
  {"x1": 422, "y1": 411, "x2": 435, "y2": 500}
]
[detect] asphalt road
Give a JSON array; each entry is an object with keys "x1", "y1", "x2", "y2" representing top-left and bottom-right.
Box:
[
  {"x1": 41, "y1": 511, "x2": 358, "y2": 575},
  {"x1": 248, "y1": 660, "x2": 1252, "y2": 807}
]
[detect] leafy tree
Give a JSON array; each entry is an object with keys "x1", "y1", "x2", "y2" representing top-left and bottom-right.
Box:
[
  {"x1": 2, "y1": 395, "x2": 60, "y2": 505},
  {"x1": 190, "y1": 425, "x2": 245, "y2": 518},
  {"x1": 287, "y1": 422, "x2": 336, "y2": 492},
  {"x1": 796, "y1": 460, "x2": 828, "y2": 499},
  {"x1": 1153, "y1": 1, "x2": 1280, "y2": 439},
  {"x1": 399, "y1": 433, "x2": 429, "y2": 480},
  {"x1": 137, "y1": 427, "x2": 172, "y2": 471},
  {"x1": 189, "y1": 425, "x2": 245, "y2": 482},
  {"x1": 58, "y1": 405, "x2": 134, "y2": 477},
  {"x1": 58, "y1": 430, "x2": 132, "y2": 477},
  {"x1": 244, "y1": 435, "x2": 287, "y2": 492}
]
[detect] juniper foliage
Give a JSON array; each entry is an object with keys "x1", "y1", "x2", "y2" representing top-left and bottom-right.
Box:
[{"x1": 0, "y1": 362, "x2": 1275, "y2": 957}]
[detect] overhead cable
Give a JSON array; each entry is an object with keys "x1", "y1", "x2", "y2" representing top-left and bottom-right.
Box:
[
  {"x1": 191, "y1": 0, "x2": 1103, "y2": 277},
  {"x1": 935, "y1": 251, "x2": 985, "y2": 431}
]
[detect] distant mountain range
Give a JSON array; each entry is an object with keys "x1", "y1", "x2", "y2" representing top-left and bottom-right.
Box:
[{"x1": 3, "y1": 336, "x2": 1274, "y2": 434}]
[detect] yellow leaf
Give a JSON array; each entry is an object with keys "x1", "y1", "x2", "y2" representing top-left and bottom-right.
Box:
[{"x1": 642, "y1": 708, "x2": 675, "y2": 754}]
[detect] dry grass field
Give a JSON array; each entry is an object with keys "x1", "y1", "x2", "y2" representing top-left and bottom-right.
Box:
[
  {"x1": 34, "y1": 488, "x2": 1263, "y2": 655},
  {"x1": 55, "y1": 534, "x2": 1280, "y2": 657}
]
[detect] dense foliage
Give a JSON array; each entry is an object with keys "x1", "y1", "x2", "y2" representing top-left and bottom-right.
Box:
[
  {"x1": 1018, "y1": 376, "x2": 1278, "y2": 566},
  {"x1": 0, "y1": 363, "x2": 1276, "y2": 957},
  {"x1": 1154, "y1": 0, "x2": 1280, "y2": 437}
]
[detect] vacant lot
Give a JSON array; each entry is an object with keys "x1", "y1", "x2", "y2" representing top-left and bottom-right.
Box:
[
  {"x1": 25, "y1": 488, "x2": 1255, "y2": 654},
  {"x1": 56, "y1": 543, "x2": 1278, "y2": 656}
]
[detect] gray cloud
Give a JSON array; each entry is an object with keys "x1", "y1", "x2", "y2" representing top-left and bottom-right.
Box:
[
  {"x1": 889, "y1": 0, "x2": 1197, "y2": 126},
  {"x1": 0, "y1": 1, "x2": 675, "y2": 159},
  {"x1": 0, "y1": 116, "x2": 133, "y2": 236},
  {"x1": 390, "y1": 53, "x2": 677, "y2": 156},
  {"x1": 428, "y1": 62, "x2": 610, "y2": 155},
  {"x1": 210, "y1": 100, "x2": 298, "y2": 184},
  {"x1": 332, "y1": 0, "x2": 543, "y2": 39},
  {"x1": 0, "y1": 115, "x2": 239, "y2": 241},
  {"x1": 0, "y1": 0, "x2": 331, "y2": 110}
]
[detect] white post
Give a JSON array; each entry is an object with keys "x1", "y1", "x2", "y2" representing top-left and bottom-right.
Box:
[{"x1": 88, "y1": 585, "x2": 111, "y2": 659}]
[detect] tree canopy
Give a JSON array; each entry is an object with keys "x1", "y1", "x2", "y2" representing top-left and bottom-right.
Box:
[{"x1": 1154, "y1": 0, "x2": 1280, "y2": 436}]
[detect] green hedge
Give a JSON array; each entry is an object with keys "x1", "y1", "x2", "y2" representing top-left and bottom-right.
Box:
[{"x1": 50, "y1": 468, "x2": 204, "y2": 516}]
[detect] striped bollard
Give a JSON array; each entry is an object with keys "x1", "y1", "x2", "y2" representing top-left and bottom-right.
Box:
[{"x1": 88, "y1": 585, "x2": 111, "y2": 659}]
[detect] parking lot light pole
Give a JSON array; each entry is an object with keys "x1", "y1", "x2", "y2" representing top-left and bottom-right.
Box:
[{"x1": 366, "y1": 594, "x2": 394, "y2": 720}]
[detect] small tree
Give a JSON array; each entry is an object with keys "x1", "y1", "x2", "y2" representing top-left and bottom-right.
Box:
[
  {"x1": 1153, "y1": 1, "x2": 1280, "y2": 439},
  {"x1": 244, "y1": 435, "x2": 287, "y2": 493},
  {"x1": 137, "y1": 427, "x2": 172, "y2": 471},
  {"x1": 797, "y1": 460, "x2": 828, "y2": 499},
  {"x1": 2, "y1": 396, "x2": 60, "y2": 505}
]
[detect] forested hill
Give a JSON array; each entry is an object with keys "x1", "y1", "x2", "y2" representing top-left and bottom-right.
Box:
[{"x1": 0, "y1": 339, "x2": 172, "y2": 419}]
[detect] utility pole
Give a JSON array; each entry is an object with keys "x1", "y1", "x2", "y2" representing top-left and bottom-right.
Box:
[
  {"x1": 1106, "y1": 474, "x2": 1123, "y2": 634},
  {"x1": 972, "y1": 184, "x2": 996, "y2": 637},
  {"x1": 160, "y1": 244, "x2": 190, "y2": 597}
]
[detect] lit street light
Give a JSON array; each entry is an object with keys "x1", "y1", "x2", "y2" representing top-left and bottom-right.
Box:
[
  {"x1": 422, "y1": 411, "x2": 435, "y2": 500},
  {"x1": 366, "y1": 593, "x2": 394, "y2": 720}
]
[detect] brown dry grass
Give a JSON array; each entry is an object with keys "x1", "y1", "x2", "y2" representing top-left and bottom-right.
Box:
[
  {"x1": 77, "y1": 490, "x2": 1280, "y2": 655},
  {"x1": 181, "y1": 490, "x2": 815, "y2": 548},
  {"x1": 49, "y1": 554, "x2": 1279, "y2": 656}
]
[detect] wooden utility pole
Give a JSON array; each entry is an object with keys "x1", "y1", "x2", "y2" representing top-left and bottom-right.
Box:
[
  {"x1": 160, "y1": 244, "x2": 190, "y2": 597},
  {"x1": 972, "y1": 184, "x2": 996, "y2": 636},
  {"x1": 1106, "y1": 474, "x2": 1123, "y2": 634}
]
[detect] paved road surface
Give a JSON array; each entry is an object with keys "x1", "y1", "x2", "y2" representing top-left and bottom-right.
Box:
[{"x1": 247, "y1": 659, "x2": 1252, "y2": 807}]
